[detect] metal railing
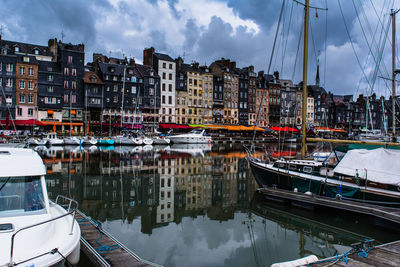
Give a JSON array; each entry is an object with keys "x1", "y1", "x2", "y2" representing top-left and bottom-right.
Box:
[{"x1": 8, "y1": 195, "x2": 78, "y2": 266}]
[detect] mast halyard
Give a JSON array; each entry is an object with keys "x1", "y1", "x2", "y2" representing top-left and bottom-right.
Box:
[{"x1": 301, "y1": 0, "x2": 309, "y2": 157}]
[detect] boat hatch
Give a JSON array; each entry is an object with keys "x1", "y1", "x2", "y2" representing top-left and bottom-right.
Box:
[{"x1": 0, "y1": 223, "x2": 14, "y2": 232}]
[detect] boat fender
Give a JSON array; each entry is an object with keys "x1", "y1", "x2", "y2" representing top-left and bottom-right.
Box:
[
  {"x1": 271, "y1": 255, "x2": 319, "y2": 267},
  {"x1": 293, "y1": 188, "x2": 298, "y2": 193},
  {"x1": 305, "y1": 191, "x2": 312, "y2": 196}
]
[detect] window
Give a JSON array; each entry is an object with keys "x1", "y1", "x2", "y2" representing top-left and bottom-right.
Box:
[
  {"x1": 20, "y1": 67, "x2": 25, "y2": 75},
  {"x1": 28, "y1": 94, "x2": 34, "y2": 103},
  {"x1": 6, "y1": 63, "x2": 13, "y2": 72},
  {"x1": 168, "y1": 84, "x2": 172, "y2": 92},
  {"x1": 71, "y1": 81, "x2": 76, "y2": 90},
  {"x1": 169, "y1": 63, "x2": 172, "y2": 69},
  {"x1": 169, "y1": 73, "x2": 172, "y2": 80},
  {"x1": 113, "y1": 85, "x2": 118, "y2": 92},
  {"x1": 150, "y1": 99, "x2": 154, "y2": 105},
  {"x1": 28, "y1": 68, "x2": 34, "y2": 76},
  {"x1": 149, "y1": 88, "x2": 154, "y2": 95},
  {"x1": 17, "y1": 107, "x2": 22, "y2": 116},
  {"x1": 15, "y1": 46, "x2": 20, "y2": 52},
  {"x1": 71, "y1": 94, "x2": 76, "y2": 104},
  {"x1": 71, "y1": 68, "x2": 77, "y2": 76},
  {"x1": 28, "y1": 108, "x2": 33, "y2": 116},
  {"x1": 131, "y1": 86, "x2": 136, "y2": 94},
  {"x1": 176, "y1": 97, "x2": 180, "y2": 105},
  {"x1": 113, "y1": 96, "x2": 118, "y2": 103},
  {"x1": 64, "y1": 67, "x2": 69, "y2": 76},
  {"x1": 64, "y1": 94, "x2": 69, "y2": 103},
  {"x1": 162, "y1": 95, "x2": 165, "y2": 104},
  {"x1": 163, "y1": 62, "x2": 166, "y2": 68},
  {"x1": 162, "y1": 83, "x2": 166, "y2": 91},
  {"x1": 149, "y1": 78, "x2": 154, "y2": 85},
  {"x1": 48, "y1": 75, "x2": 53, "y2": 81},
  {"x1": 19, "y1": 94, "x2": 25, "y2": 103},
  {"x1": 19, "y1": 80, "x2": 25, "y2": 89},
  {"x1": 168, "y1": 96, "x2": 172, "y2": 105},
  {"x1": 162, "y1": 73, "x2": 166, "y2": 79},
  {"x1": 28, "y1": 81, "x2": 34, "y2": 90},
  {"x1": 106, "y1": 86, "x2": 110, "y2": 92},
  {"x1": 6, "y1": 78, "x2": 13, "y2": 87},
  {"x1": 64, "y1": 80, "x2": 69, "y2": 89},
  {"x1": 68, "y1": 56, "x2": 73, "y2": 64},
  {"x1": 34, "y1": 49, "x2": 39, "y2": 55},
  {"x1": 182, "y1": 97, "x2": 185, "y2": 105},
  {"x1": 113, "y1": 76, "x2": 117, "y2": 81}
]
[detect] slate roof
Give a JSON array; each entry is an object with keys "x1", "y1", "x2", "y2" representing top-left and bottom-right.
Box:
[
  {"x1": 83, "y1": 71, "x2": 104, "y2": 85},
  {"x1": 0, "y1": 39, "x2": 52, "y2": 56},
  {"x1": 153, "y1": 52, "x2": 174, "y2": 62}
]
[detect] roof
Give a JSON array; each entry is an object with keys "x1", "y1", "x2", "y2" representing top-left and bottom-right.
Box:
[
  {"x1": 135, "y1": 63, "x2": 158, "y2": 77},
  {"x1": 153, "y1": 52, "x2": 174, "y2": 62},
  {"x1": 83, "y1": 71, "x2": 104, "y2": 84},
  {"x1": 0, "y1": 148, "x2": 46, "y2": 177},
  {"x1": 0, "y1": 39, "x2": 52, "y2": 57}
]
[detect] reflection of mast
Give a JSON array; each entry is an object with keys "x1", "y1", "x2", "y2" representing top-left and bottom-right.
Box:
[
  {"x1": 120, "y1": 155, "x2": 124, "y2": 222},
  {"x1": 299, "y1": 232, "x2": 305, "y2": 258}
]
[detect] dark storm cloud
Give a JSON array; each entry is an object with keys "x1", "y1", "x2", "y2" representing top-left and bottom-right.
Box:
[{"x1": 0, "y1": 0, "x2": 110, "y2": 46}]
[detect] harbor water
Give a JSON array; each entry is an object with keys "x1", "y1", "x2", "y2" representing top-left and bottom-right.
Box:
[{"x1": 36, "y1": 143, "x2": 400, "y2": 267}]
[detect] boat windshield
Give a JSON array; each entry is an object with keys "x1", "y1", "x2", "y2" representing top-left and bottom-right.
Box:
[
  {"x1": 189, "y1": 129, "x2": 203, "y2": 134},
  {"x1": 0, "y1": 176, "x2": 46, "y2": 218}
]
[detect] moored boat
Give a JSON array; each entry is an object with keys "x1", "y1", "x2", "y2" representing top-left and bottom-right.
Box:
[
  {"x1": 97, "y1": 137, "x2": 115, "y2": 146},
  {"x1": 63, "y1": 136, "x2": 81, "y2": 146},
  {"x1": 26, "y1": 137, "x2": 47, "y2": 146},
  {"x1": 82, "y1": 136, "x2": 98, "y2": 146},
  {"x1": 152, "y1": 136, "x2": 171, "y2": 145},
  {"x1": 248, "y1": 147, "x2": 400, "y2": 205},
  {"x1": 168, "y1": 129, "x2": 212, "y2": 144},
  {"x1": 0, "y1": 148, "x2": 80, "y2": 266},
  {"x1": 43, "y1": 133, "x2": 63, "y2": 146}
]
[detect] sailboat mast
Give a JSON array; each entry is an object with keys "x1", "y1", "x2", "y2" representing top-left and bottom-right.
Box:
[
  {"x1": 301, "y1": 0, "x2": 309, "y2": 158},
  {"x1": 391, "y1": 9, "x2": 397, "y2": 137}
]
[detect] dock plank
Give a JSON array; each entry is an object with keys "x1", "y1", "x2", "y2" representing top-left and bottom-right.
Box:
[{"x1": 76, "y1": 210, "x2": 161, "y2": 267}]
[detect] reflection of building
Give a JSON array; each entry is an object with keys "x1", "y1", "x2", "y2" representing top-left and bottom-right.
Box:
[{"x1": 157, "y1": 158, "x2": 175, "y2": 223}]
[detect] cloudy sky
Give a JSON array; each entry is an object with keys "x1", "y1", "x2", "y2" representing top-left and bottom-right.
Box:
[{"x1": 0, "y1": 0, "x2": 399, "y2": 97}]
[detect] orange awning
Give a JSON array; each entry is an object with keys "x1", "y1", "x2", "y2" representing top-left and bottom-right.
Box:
[
  {"x1": 71, "y1": 110, "x2": 76, "y2": 115},
  {"x1": 47, "y1": 110, "x2": 54, "y2": 115},
  {"x1": 41, "y1": 121, "x2": 62, "y2": 125}
]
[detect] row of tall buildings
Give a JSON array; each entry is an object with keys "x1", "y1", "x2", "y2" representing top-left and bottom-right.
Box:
[{"x1": 1, "y1": 36, "x2": 398, "y2": 134}]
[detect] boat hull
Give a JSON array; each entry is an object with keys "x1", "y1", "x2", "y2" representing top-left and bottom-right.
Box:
[
  {"x1": 169, "y1": 136, "x2": 212, "y2": 144},
  {"x1": 248, "y1": 158, "x2": 400, "y2": 206}
]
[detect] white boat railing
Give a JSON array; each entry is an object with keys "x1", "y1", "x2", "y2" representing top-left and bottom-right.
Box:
[{"x1": 9, "y1": 195, "x2": 78, "y2": 266}]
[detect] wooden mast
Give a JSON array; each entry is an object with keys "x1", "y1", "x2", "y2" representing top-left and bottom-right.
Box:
[{"x1": 301, "y1": 0, "x2": 309, "y2": 157}]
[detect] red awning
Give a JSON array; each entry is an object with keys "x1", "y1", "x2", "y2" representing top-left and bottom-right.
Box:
[
  {"x1": 0, "y1": 119, "x2": 45, "y2": 126},
  {"x1": 159, "y1": 123, "x2": 193, "y2": 130},
  {"x1": 269, "y1": 126, "x2": 300, "y2": 132}
]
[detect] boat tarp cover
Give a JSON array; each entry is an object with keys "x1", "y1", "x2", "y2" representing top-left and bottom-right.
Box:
[
  {"x1": 333, "y1": 148, "x2": 400, "y2": 186},
  {"x1": 291, "y1": 178, "x2": 323, "y2": 194},
  {"x1": 323, "y1": 184, "x2": 359, "y2": 198}
]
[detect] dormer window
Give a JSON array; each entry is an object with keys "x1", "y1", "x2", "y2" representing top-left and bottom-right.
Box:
[
  {"x1": 90, "y1": 75, "x2": 97, "y2": 82},
  {"x1": 14, "y1": 46, "x2": 19, "y2": 52},
  {"x1": 34, "y1": 49, "x2": 39, "y2": 55},
  {"x1": 110, "y1": 67, "x2": 115, "y2": 73}
]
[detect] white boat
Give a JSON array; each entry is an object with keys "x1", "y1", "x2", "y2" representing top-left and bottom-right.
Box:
[
  {"x1": 312, "y1": 151, "x2": 331, "y2": 162},
  {"x1": 63, "y1": 136, "x2": 81, "y2": 146},
  {"x1": 27, "y1": 137, "x2": 47, "y2": 146},
  {"x1": 131, "y1": 136, "x2": 143, "y2": 145},
  {"x1": 166, "y1": 143, "x2": 211, "y2": 157},
  {"x1": 141, "y1": 136, "x2": 153, "y2": 145},
  {"x1": 152, "y1": 136, "x2": 171, "y2": 145},
  {"x1": 82, "y1": 136, "x2": 98, "y2": 146},
  {"x1": 112, "y1": 135, "x2": 135, "y2": 145},
  {"x1": 0, "y1": 148, "x2": 80, "y2": 266},
  {"x1": 168, "y1": 129, "x2": 212, "y2": 144},
  {"x1": 43, "y1": 133, "x2": 63, "y2": 146},
  {"x1": 358, "y1": 129, "x2": 390, "y2": 142}
]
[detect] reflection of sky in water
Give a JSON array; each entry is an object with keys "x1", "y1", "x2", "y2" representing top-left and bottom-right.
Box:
[{"x1": 103, "y1": 211, "x2": 354, "y2": 267}]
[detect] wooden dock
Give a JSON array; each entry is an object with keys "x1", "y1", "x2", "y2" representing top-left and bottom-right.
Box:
[
  {"x1": 257, "y1": 188, "x2": 400, "y2": 224},
  {"x1": 76, "y1": 210, "x2": 162, "y2": 267},
  {"x1": 310, "y1": 240, "x2": 400, "y2": 266}
]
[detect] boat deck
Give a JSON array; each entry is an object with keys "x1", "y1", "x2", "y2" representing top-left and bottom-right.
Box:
[
  {"x1": 257, "y1": 188, "x2": 400, "y2": 224},
  {"x1": 76, "y1": 210, "x2": 162, "y2": 267},
  {"x1": 311, "y1": 240, "x2": 400, "y2": 266}
]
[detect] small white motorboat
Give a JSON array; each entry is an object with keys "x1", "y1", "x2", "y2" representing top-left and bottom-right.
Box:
[
  {"x1": 43, "y1": 132, "x2": 63, "y2": 146},
  {"x1": 112, "y1": 135, "x2": 135, "y2": 145},
  {"x1": 141, "y1": 136, "x2": 153, "y2": 145},
  {"x1": 168, "y1": 129, "x2": 212, "y2": 144},
  {"x1": 152, "y1": 136, "x2": 171, "y2": 145},
  {"x1": 26, "y1": 137, "x2": 47, "y2": 146},
  {"x1": 82, "y1": 136, "x2": 98, "y2": 146},
  {"x1": 0, "y1": 148, "x2": 80, "y2": 266},
  {"x1": 63, "y1": 136, "x2": 81, "y2": 146},
  {"x1": 131, "y1": 136, "x2": 143, "y2": 145}
]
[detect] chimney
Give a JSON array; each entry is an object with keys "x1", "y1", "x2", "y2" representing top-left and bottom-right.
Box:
[
  {"x1": 229, "y1": 61, "x2": 236, "y2": 70},
  {"x1": 143, "y1": 47, "x2": 155, "y2": 67},
  {"x1": 129, "y1": 58, "x2": 136, "y2": 66},
  {"x1": 48, "y1": 38, "x2": 58, "y2": 61},
  {"x1": 249, "y1": 65, "x2": 254, "y2": 73},
  {"x1": 192, "y1": 62, "x2": 199, "y2": 69},
  {"x1": 258, "y1": 71, "x2": 264, "y2": 78},
  {"x1": 273, "y1": 71, "x2": 279, "y2": 80},
  {"x1": 176, "y1": 57, "x2": 183, "y2": 71}
]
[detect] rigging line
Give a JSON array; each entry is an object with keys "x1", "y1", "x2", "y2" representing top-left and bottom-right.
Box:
[
  {"x1": 309, "y1": 18, "x2": 318, "y2": 64},
  {"x1": 337, "y1": 0, "x2": 374, "y2": 93},
  {"x1": 324, "y1": 0, "x2": 328, "y2": 87},
  {"x1": 281, "y1": 0, "x2": 294, "y2": 75},
  {"x1": 357, "y1": 0, "x2": 392, "y2": 82},
  {"x1": 369, "y1": 14, "x2": 391, "y2": 95},
  {"x1": 268, "y1": 0, "x2": 285, "y2": 74},
  {"x1": 291, "y1": 0, "x2": 328, "y2": 11},
  {"x1": 353, "y1": 0, "x2": 391, "y2": 90},
  {"x1": 291, "y1": 19, "x2": 304, "y2": 81}
]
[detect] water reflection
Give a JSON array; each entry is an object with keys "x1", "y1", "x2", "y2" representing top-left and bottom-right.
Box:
[{"x1": 38, "y1": 144, "x2": 400, "y2": 267}]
